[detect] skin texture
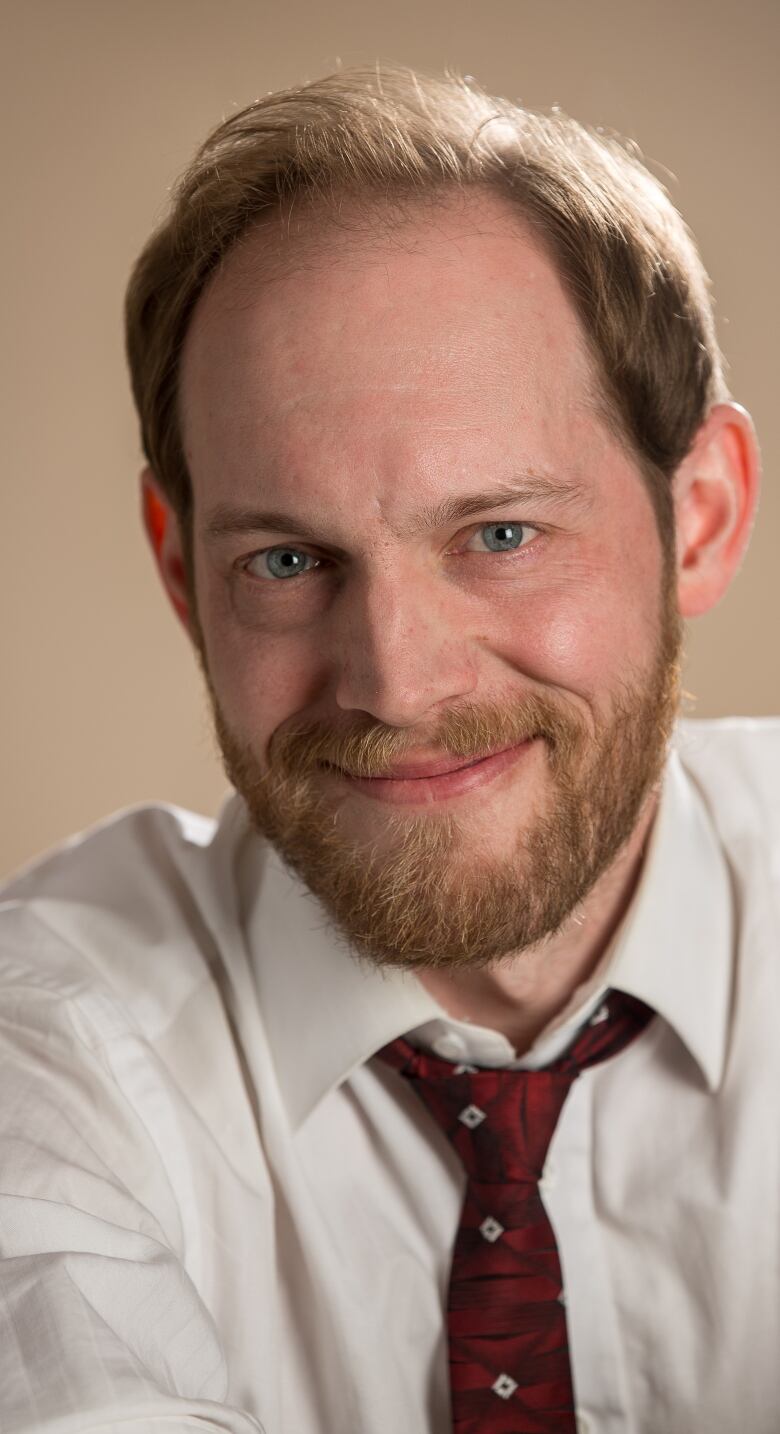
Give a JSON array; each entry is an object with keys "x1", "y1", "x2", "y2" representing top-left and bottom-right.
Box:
[{"x1": 144, "y1": 192, "x2": 759, "y2": 1053}]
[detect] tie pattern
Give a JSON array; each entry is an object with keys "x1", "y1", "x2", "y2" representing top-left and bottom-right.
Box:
[{"x1": 376, "y1": 990, "x2": 653, "y2": 1433}]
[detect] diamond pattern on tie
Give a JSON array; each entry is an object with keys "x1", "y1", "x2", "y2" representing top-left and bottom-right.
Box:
[
  {"x1": 492, "y1": 1373, "x2": 518, "y2": 1400},
  {"x1": 458, "y1": 1104, "x2": 487, "y2": 1129},
  {"x1": 376, "y1": 989, "x2": 653, "y2": 1434}
]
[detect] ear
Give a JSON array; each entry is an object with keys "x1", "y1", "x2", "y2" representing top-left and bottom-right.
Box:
[
  {"x1": 673, "y1": 402, "x2": 761, "y2": 619},
  {"x1": 140, "y1": 469, "x2": 194, "y2": 635}
]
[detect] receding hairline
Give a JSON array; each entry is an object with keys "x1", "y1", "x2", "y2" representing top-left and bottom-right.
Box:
[
  {"x1": 178, "y1": 184, "x2": 619, "y2": 453},
  {"x1": 189, "y1": 181, "x2": 538, "y2": 301}
]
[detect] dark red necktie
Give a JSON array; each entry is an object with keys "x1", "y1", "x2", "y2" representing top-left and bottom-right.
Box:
[{"x1": 376, "y1": 989, "x2": 652, "y2": 1433}]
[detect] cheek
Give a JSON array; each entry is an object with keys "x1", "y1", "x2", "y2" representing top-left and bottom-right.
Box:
[
  {"x1": 219, "y1": 634, "x2": 321, "y2": 736},
  {"x1": 482, "y1": 555, "x2": 662, "y2": 696},
  {"x1": 198, "y1": 578, "x2": 326, "y2": 744}
]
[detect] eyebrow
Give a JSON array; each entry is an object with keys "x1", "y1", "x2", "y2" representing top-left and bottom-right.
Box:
[
  {"x1": 203, "y1": 473, "x2": 589, "y2": 545},
  {"x1": 416, "y1": 475, "x2": 589, "y2": 532}
]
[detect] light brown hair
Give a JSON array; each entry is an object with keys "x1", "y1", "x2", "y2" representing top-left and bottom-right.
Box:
[{"x1": 125, "y1": 65, "x2": 728, "y2": 553}]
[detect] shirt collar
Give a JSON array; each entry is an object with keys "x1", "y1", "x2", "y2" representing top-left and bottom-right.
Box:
[
  {"x1": 604, "y1": 740, "x2": 734, "y2": 1093},
  {"x1": 237, "y1": 837, "x2": 442, "y2": 1129},
  {"x1": 236, "y1": 738, "x2": 734, "y2": 1128}
]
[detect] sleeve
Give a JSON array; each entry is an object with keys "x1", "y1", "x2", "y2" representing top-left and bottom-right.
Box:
[{"x1": 0, "y1": 910, "x2": 265, "y2": 1434}]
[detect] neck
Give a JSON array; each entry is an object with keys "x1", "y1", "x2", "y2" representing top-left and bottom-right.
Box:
[{"x1": 416, "y1": 789, "x2": 660, "y2": 1056}]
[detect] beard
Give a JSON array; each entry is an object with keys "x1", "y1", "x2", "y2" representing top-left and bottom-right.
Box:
[{"x1": 202, "y1": 565, "x2": 683, "y2": 973}]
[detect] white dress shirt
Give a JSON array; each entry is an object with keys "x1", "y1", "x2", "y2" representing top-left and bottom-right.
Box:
[{"x1": 1, "y1": 717, "x2": 779, "y2": 1434}]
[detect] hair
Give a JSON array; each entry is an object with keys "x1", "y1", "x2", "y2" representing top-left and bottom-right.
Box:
[{"x1": 125, "y1": 64, "x2": 728, "y2": 555}]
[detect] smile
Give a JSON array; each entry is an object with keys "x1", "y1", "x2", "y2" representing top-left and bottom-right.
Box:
[{"x1": 325, "y1": 739, "x2": 536, "y2": 805}]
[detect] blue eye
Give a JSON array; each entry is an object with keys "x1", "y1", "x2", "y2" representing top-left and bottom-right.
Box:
[
  {"x1": 250, "y1": 547, "x2": 318, "y2": 580},
  {"x1": 472, "y1": 522, "x2": 530, "y2": 553}
]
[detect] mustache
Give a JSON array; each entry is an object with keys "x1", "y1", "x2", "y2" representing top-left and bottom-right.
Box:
[{"x1": 268, "y1": 692, "x2": 584, "y2": 780}]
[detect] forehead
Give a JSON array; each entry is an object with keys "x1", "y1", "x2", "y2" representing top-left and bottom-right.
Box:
[{"x1": 179, "y1": 192, "x2": 616, "y2": 522}]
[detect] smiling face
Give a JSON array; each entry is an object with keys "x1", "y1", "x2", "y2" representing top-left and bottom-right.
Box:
[{"x1": 178, "y1": 192, "x2": 683, "y2": 968}]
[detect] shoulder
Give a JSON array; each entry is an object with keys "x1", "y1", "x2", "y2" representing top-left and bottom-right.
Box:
[
  {"x1": 675, "y1": 715, "x2": 780, "y2": 794},
  {"x1": 0, "y1": 795, "x2": 253, "y2": 1041},
  {"x1": 674, "y1": 715, "x2": 780, "y2": 855}
]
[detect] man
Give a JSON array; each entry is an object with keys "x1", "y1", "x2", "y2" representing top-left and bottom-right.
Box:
[{"x1": 0, "y1": 63, "x2": 775, "y2": 1434}]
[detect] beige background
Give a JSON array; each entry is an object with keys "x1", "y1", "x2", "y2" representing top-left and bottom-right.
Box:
[{"x1": 2, "y1": 0, "x2": 777, "y2": 876}]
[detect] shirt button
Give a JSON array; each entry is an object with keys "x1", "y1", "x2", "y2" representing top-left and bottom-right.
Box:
[{"x1": 433, "y1": 1033, "x2": 467, "y2": 1060}]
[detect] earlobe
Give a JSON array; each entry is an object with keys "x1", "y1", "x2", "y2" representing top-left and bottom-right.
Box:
[
  {"x1": 674, "y1": 403, "x2": 761, "y2": 619},
  {"x1": 140, "y1": 469, "x2": 193, "y2": 632}
]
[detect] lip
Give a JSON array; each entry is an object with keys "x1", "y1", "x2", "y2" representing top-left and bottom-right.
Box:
[{"x1": 326, "y1": 738, "x2": 536, "y2": 805}]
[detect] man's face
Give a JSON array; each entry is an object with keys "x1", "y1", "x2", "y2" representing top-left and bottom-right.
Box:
[{"x1": 179, "y1": 194, "x2": 682, "y2": 969}]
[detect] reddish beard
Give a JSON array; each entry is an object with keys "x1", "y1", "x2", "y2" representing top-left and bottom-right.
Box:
[{"x1": 203, "y1": 580, "x2": 682, "y2": 971}]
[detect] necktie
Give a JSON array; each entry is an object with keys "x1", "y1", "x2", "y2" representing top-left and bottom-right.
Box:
[{"x1": 375, "y1": 989, "x2": 653, "y2": 1433}]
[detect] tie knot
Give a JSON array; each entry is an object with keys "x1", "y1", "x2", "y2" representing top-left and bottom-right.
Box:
[
  {"x1": 375, "y1": 989, "x2": 653, "y2": 1182},
  {"x1": 380, "y1": 1047, "x2": 576, "y2": 1180}
]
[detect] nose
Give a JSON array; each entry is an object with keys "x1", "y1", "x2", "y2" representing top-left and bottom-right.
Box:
[{"x1": 331, "y1": 568, "x2": 477, "y2": 728}]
